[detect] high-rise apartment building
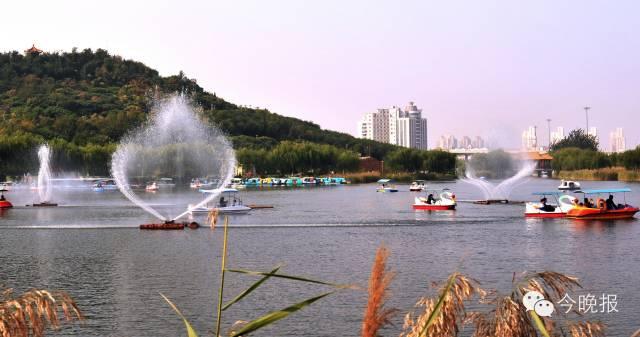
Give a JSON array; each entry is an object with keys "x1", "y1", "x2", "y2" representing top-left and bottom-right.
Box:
[
  {"x1": 357, "y1": 102, "x2": 428, "y2": 149},
  {"x1": 522, "y1": 126, "x2": 538, "y2": 150},
  {"x1": 609, "y1": 128, "x2": 626, "y2": 153}
]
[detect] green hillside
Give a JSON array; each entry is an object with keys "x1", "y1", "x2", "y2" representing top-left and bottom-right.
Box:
[{"x1": 0, "y1": 48, "x2": 454, "y2": 178}]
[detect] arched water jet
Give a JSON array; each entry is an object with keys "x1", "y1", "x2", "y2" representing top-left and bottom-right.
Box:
[
  {"x1": 461, "y1": 158, "x2": 536, "y2": 202},
  {"x1": 111, "y1": 94, "x2": 236, "y2": 222}
]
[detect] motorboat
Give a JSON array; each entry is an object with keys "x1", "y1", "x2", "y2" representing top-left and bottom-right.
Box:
[
  {"x1": 145, "y1": 182, "x2": 159, "y2": 191},
  {"x1": 558, "y1": 180, "x2": 581, "y2": 191},
  {"x1": 409, "y1": 180, "x2": 427, "y2": 192},
  {"x1": 566, "y1": 188, "x2": 639, "y2": 220},
  {"x1": 413, "y1": 189, "x2": 456, "y2": 210},
  {"x1": 0, "y1": 188, "x2": 13, "y2": 208},
  {"x1": 525, "y1": 192, "x2": 577, "y2": 218},
  {"x1": 92, "y1": 179, "x2": 118, "y2": 192},
  {"x1": 189, "y1": 188, "x2": 251, "y2": 214},
  {"x1": 376, "y1": 179, "x2": 398, "y2": 192}
]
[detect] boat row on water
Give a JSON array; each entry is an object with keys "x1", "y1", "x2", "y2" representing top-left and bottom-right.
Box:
[{"x1": 238, "y1": 176, "x2": 348, "y2": 187}]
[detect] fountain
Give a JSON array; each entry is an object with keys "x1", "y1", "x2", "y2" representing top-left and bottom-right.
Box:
[
  {"x1": 111, "y1": 94, "x2": 235, "y2": 227},
  {"x1": 460, "y1": 154, "x2": 536, "y2": 204},
  {"x1": 31, "y1": 144, "x2": 58, "y2": 207}
]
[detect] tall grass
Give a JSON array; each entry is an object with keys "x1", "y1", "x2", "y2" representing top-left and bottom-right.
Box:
[{"x1": 556, "y1": 167, "x2": 640, "y2": 181}]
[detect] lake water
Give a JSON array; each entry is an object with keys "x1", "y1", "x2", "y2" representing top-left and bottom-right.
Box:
[{"x1": 1, "y1": 179, "x2": 639, "y2": 337}]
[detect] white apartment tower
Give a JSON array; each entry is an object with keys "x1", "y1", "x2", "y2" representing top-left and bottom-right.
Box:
[
  {"x1": 550, "y1": 127, "x2": 565, "y2": 145},
  {"x1": 358, "y1": 102, "x2": 428, "y2": 149},
  {"x1": 522, "y1": 126, "x2": 538, "y2": 150},
  {"x1": 609, "y1": 128, "x2": 626, "y2": 153}
]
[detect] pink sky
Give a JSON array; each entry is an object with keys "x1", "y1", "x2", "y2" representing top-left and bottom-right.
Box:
[{"x1": 3, "y1": 1, "x2": 640, "y2": 149}]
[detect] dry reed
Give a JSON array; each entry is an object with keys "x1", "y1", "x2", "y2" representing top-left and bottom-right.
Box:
[
  {"x1": 207, "y1": 209, "x2": 219, "y2": 229},
  {"x1": 399, "y1": 273, "x2": 486, "y2": 337},
  {"x1": 361, "y1": 245, "x2": 397, "y2": 337},
  {"x1": 0, "y1": 288, "x2": 83, "y2": 337}
]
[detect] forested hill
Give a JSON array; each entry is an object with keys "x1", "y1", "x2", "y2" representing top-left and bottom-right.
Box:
[{"x1": 0, "y1": 48, "x2": 398, "y2": 175}]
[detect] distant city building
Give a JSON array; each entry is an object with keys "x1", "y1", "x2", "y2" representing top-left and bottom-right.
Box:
[
  {"x1": 473, "y1": 136, "x2": 485, "y2": 149},
  {"x1": 550, "y1": 126, "x2": 565, "y2": 145},
  {"x1": 357, "y1": 102, "x2": 428, "y2": 149},
  {"x1": 609, "y1": 128, "x2": 626, "y2": 153},
  {"x1": 436, "y1": 134, "x2": 485, "y2": 150},
  {"x1": 521, "y1": 126, "x2": 538, "y2": 150},
  {"x1": 437, "y1": 134, "x2": 458, "y2": 150}
]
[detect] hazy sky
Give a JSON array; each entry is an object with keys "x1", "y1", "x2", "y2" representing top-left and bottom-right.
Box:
[{"x1": 3, "y1": 0, "x2": 640, "y2": 149}]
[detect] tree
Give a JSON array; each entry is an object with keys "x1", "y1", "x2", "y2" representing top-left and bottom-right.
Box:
[{"x1": 550, "y1": 129, "x2": 599, "y2": 152}]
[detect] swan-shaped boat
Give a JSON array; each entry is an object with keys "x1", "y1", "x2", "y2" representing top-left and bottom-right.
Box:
[
  {"x1": 413, "y1": 189, "x2": 456, "y2": 210},
  {"x1": 525, "y1": 192, "x2": 577, "y2": 218}
]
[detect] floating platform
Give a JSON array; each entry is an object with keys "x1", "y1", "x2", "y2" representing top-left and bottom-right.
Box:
[
  {"x1": 30, "y1": 202, "x2": 59, "y2": 207},
  {"x1": 139, "y1": 221, "x2": 200, "y2": 230},
  {"x1": 473, "y1": 199, "x2": 509, "y2": 205},
  {"x1": 247, "y1": 204, "x2": 274, "y2": 209}
]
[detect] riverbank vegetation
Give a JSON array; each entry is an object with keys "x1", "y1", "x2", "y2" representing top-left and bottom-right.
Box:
[{"x1": 547, "y1": 129, "x2": 640, "y2": 181}]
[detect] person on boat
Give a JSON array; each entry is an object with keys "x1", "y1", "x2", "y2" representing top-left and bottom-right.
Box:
[
  {"x1": 606, "y1": 195, "x2": 618, "y2": 210},
  {"x1": 0, "y1": 194, "x2": 5, "y2": 201},
  {"x1": 426, "y1": 194, "x2": 435, "y2": 204},
  {"x1": 538, "y1": 198, "x2": 555, "y2": 212},
  {"x1": 219, "y1": 196, "x2": 227, "y2": 207},
  {"x1": 583, "y1": 198, "x2": 593, "y2": 208}
]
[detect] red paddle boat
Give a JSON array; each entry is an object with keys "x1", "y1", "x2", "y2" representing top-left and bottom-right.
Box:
[{"x1": 566, "y1": 188, "x2": 639, "y2": 220}]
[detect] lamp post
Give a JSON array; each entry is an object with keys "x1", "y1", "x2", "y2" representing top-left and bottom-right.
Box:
[{"x1": 546, "y1": 118, "x2": 551, "y2": 150}]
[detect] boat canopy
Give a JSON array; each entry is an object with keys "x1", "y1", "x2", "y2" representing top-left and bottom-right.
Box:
[
  {"x1": 532, "y1": 191, "x2": 566, "y2": 196},
  {"x1": 574, "y1": 188, "x2": 631, "y2": 194},
  {"x1": 377, "y1": 179, "x2": 392, "y2": 183}
]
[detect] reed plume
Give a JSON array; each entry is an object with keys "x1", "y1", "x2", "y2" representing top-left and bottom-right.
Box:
[
  {"x1": 0, "y1": 288, "x2": 83, "y2": 337},
  {"x1": 361, "y1": 245, "x2": 397, "y2": 337},
  {"x1": 567, "y1": 321, "x2": 606, "y2": 337},
  {"x1": 400, "y1": 273, "x2": 486, "y2": 337}
]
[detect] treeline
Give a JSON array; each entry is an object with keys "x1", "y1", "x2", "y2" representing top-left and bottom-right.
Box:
[
  {"x1": 383, "y1": 148, "x2": 456, "y2": 174},
  {"x1": 0, "y1": 48, "x2": 399, "y2": 176},
  {"x1": 552, "y1": 147, "x2": 640, "y2": 171},
  {"x1": 550, "y1": 129, "x2": 640, "y2": 172},
  {"x1": 237, "y1": 141, "x2": 360, "y2": 175}
]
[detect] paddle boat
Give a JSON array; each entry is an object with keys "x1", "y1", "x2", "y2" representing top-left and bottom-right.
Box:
[
  {"x1": 558, "y1": 180, "x2": 581, "y2": 191},
  {"x1": 566, "y1": 188, "x2": 639, "y2": 220},
  {"x1": 92, "y1": 179, "x2": 118, "y2": 192},
  {"x1": 0, "y1": 188, "x2": 13, "y2": 209},
  {"x1": 376, "y1": 179, "x2": 398, "y2": 192},
  {"x1": 284, "y1": 177, "x2": 303, "y2": 186},
  {"x1": 302, "y1": 177, "x2": 318, "y2": 185},
  {"x1": 413, "y1": 189, "x2": 456, "y2": 210},
  {"x1": 244, "y1": 177, "x2": 262, "y2": 187},
  {"x1": 409, "y1": 180, "x2": 427, "y2": 192},
  {"x1": 525, "y1": 192, "x2": 577, "y2": 218},
  {"x1": 227, "y1": 178, "x2": 245, "y2": 189},
  {"x1": 189, "y1": 188, "x2": 251, "y2": 214}
]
